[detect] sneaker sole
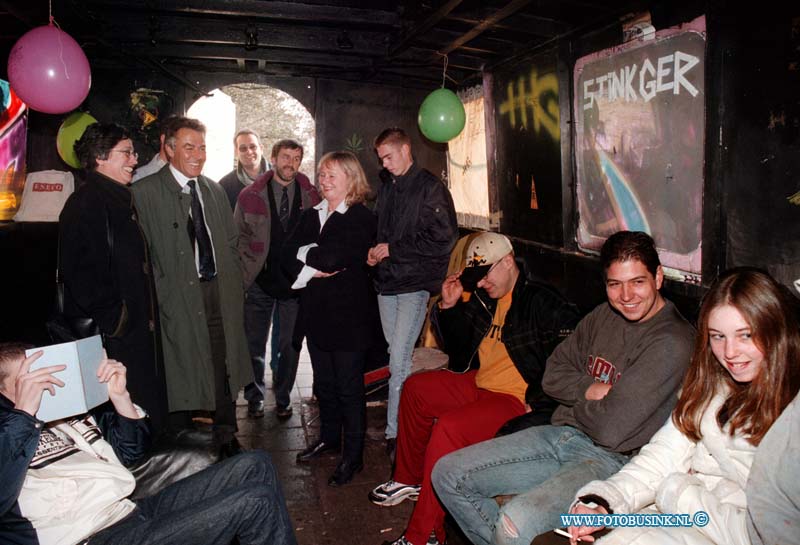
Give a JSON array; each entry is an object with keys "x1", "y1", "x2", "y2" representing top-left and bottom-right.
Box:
[{"x1": 368, "y1": 489, "x2": 420, "y2": 506}]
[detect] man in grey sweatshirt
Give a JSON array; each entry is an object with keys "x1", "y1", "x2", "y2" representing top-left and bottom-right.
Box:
[{"x1": 431, "y1": 231, "x2": 695, "y2": 545}]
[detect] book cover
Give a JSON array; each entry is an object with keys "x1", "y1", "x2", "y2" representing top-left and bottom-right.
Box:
[{"x1": 25, "y1": 335, "x2": 108, "y2": 422}]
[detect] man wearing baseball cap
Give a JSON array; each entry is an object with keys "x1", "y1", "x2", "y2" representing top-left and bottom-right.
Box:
[{"x1": 370, "y1": 232, "x2": 581, "y2": 545}]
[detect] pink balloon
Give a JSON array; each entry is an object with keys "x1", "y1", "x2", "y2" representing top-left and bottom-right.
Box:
[{"x1": 7, "y1": 25, "x2": 91, "y2": 114}]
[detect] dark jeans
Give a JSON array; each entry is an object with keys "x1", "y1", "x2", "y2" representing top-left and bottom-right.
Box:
[
  {"x1": 89, "y1": 451, "x2": 297, "y2": 545},
  {"x1": 307, "y1": 339, "x2": 366, "y2": 462},
  {"x1": 244, "y1": 289, "x2": 300, "y2": 409}
]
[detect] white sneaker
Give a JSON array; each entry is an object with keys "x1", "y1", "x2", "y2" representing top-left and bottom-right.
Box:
[
  {"x1": 368, "y1": 480, "x2": 421, "y2": 506},
  {"x1": 383, "y1": 533, "x2": 442, "y2": 545}
]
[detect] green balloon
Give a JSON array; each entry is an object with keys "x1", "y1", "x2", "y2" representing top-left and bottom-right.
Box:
[
  {"x1": 418, "y1": 88, "x2": 466, "y2": 143},
  {"x1": 57, "y1": 111, "x2": 98, "y2": 168}
]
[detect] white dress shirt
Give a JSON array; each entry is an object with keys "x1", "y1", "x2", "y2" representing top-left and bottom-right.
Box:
[
  {"x1": 292, "y1": 199, "x2": 349, "y2": 289},
  {"x1": 169, "y1": 164, "x2": 217, "y2": 278}
]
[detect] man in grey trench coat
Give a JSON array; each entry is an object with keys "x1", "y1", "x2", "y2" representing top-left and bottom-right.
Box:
[{"x1": 132, "y1": 117, "x2": 251, "y2": 437}]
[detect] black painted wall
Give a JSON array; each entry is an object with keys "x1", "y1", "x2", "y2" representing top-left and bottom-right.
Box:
[
  {"x1": 715, "y1": 5, "x2": 800, "y2": 288},
  {"x1": 480, "y1": 1, "x2": 800, "y2": 321},
  {"x1": 11, "y1": 1, "x2": 800, "y2": 342}
]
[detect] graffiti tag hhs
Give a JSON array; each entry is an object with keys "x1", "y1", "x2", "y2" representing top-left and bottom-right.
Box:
[{"x1": 581, "y1": 50, "x2": 700, "y2": 110}]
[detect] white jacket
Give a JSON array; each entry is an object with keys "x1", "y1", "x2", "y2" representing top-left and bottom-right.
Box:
[
  {"x1": 575, "y1": 391, "x2": 755, "y2": 545},
  {"x1": 20, "y1": 414, "x2": 138, "y2": 545}
]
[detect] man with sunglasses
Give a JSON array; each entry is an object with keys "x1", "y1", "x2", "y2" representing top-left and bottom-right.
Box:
[{"x1": 370, "y1": 232, "x2": 581, "y2": 545}]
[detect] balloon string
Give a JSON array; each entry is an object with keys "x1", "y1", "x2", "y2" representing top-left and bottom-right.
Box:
[
  {"x1": 46, "y1": 0, "x2": 69, "y2": 79},
  {"x1": 438, "y1": 53, "x2": 449, "y2": 88},
  {"x1": 49, "y1": 0, "x2": 61, "y2": 29}
]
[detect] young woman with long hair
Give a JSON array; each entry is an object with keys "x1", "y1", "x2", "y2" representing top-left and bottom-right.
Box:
[{"x1": 565, "y1": 267, "x2": 800, "y2": 545}]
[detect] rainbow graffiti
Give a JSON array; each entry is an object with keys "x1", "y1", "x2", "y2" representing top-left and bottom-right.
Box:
[{"x1": 0, "y1": 80, "x2": 27, "y2": 220}]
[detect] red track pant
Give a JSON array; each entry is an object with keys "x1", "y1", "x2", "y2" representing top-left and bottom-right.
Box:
[{"x1": 393, "y1": 369, "x2": 525, "y2": 545}]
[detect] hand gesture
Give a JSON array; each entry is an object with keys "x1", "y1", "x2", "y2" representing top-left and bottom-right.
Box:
[
  {"x1": 96, "y1": 358, "x2": 140, "y2": 419},
  {"x1": 13, "y1": 351, "x2": 66, "y2": 417},
  {"x1": 96, "y1": 358, "x2": 129, "y2": 399},
  {"x1": 584, "y1": 382, "x2": 612, "y2": 401},
  {"x1": 370, "y1": 243, "x2": 390, "y2": 263},
  {"x1": 366, "y1": 247, "x2": 379, "y2": 266},
  {"x1": 439, "y1": 273, "x2": 464, "y2": 309},
  {"x1": 567, "y1": 502, "x2": 608, "y2": 544},
  {"x1": 313, "y1": 269, "x2": 341, "y2": 278}
]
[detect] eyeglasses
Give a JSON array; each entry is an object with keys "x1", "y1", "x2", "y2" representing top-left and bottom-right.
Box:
[{"x1": 110, "y1": 148, "x2": 138, "y2": 159}]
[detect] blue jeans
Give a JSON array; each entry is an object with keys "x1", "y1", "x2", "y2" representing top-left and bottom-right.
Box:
[
  {"x1": 243, "y1": 284, "x2": 300, "y2": 409},
  {"x1": 378, "y1": 291, "x2": 430, "y2": 439},
  {"x1": 431, "y1": 425, "x2": 629, "y2": 545},
  {"x1": 89, "y1": 451, "x2": 296, "y2": 545}
]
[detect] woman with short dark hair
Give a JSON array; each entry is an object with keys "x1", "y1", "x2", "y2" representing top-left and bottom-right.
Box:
[{"x1": 59, "y1": 123, "x2": 169, "y2": 432}]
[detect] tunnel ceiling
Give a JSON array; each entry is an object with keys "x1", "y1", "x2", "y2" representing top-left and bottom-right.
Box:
[{"x1": 1, "y1": 0, "x2": 647, "y2": 89}]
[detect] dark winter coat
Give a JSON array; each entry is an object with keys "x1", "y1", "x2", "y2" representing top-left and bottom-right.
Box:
[
  {"x1": 59, "y1": 170, "x2": 168, "y2": 431},
  {"x1": 373, "y1": 162, "x2": 457, "y2": 295},
  {"x1": 283, "y1": 202, "x2": 377, "y2": 351}
]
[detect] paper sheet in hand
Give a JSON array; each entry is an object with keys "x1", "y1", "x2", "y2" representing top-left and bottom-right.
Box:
[{"x1": 25, "y1": 335, "x2": 108, "y2": 422}]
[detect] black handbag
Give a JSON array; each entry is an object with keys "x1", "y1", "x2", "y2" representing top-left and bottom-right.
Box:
[{"x1": 46, "y1": 209, "x2": 112, "y2": 343}]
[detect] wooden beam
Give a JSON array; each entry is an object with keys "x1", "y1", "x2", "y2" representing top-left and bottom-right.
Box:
[
  {"x1": 389, "y1": 0, "x2": 463, "y2": 57},
  {"x1": 437, "y1": 0, "x2": 532, "y2": 55},
  {"x1": 160, "y1": 57, "x2": 444, "y2": 88},
  {"x1": 84, "y1": 0, "x2": 400, "y2": 29},
  {"x1": 74, "y1": 13, "x2": 390, "y2": 57},
  {"x1": 445, "y1": 13, "x2": 571, "y2": 37},
  {"x1": 108, "y1": 43, "x2": 376, "y2": 70},
  {"x1": 394, "y1": 47, "x2": 484, "y2": 71}
]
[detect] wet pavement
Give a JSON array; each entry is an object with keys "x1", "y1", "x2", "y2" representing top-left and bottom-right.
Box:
[{"x1": 234, "y1": 343, "x2": 424, "y2": 545}]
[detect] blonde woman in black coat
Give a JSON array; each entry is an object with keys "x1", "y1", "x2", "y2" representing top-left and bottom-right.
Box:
[{"x1": 284, "y1": 151, "x2": 377, "y2": 486}]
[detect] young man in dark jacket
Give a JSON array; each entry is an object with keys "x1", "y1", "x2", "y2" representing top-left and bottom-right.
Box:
[
  {"x1": 367, "y1": 128, "x2": 458, "y2": 456},
  {"x1": 0, "y1": 343, "x2": 296, "y2": 545},
  {"x1": 369, "y1": 233, "x2": 580, "y2": 545}
]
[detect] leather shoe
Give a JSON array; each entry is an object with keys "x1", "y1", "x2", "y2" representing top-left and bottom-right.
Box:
[
  {"x1": 276, "y1": 405, "x2": 293, "y2": 419},
  {"x1": 328, "y1": 459, "x2": 363, "y2": 487},
  {"x1": 296, "y1": 440, "x2": 340, "y2": 463},
  {"x1": 247, "y1": 400, "x2": 264, "y2": 418}
]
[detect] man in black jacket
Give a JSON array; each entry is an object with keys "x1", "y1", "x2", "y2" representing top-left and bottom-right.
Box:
[
  {"x1": 367, "y1": 127, "x2": 458, "y2": 456},
  {"x1": 369, "y1": 232, "x2": 580, "y2": 545}
]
